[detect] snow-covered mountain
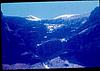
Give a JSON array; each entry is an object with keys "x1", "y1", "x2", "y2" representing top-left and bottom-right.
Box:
[
  {"x1": 53, "y1": 14, "x2": 80, "y2": 19},
  {"x1": 1, "y1": 6, "x2": 100, "y2": 69},
  {"x1": 26, "y1": 15, "x2": 41, "y2": 21}
]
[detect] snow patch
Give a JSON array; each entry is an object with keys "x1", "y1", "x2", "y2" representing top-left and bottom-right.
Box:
[
  {"x1": 60, "y1": 38, "x2": 67, "y2": 42},
  {"x1": 43, "y1": 63, "x2": 50, "y2": 69},
  {"x1": 21, "y1": 52, "x2": 29, "y2": 56},
  {"x1": 82, "y1": 19, "x2": 87, "y2": 24},
  {"x1": 44, "y1": 36, "x2": 47, "y2": 38},
  {"x1": 5, "y1": 23, "x2": 13, "y2": 32},
  {"x1": 26, "y1": 15, "x2": 41, "y2": 21},
  {"x1": 78, "y1": 28, "x2": 88, "y2": 34},
  {"x1": 44, "y1": 24, "x2": 64, "y2": 33},
  {"x1": 36, "y1": 44, "x2": 41, "y2": 46},
  {"x1": 53, "y1": 14, "x2": 79, "y2": 19}
]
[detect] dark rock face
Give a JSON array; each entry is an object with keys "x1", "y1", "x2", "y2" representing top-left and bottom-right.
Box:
[
  {"x1": 1, "y1": 6, "x2": 100, "y2": 67},
  {"x1": 35, "y1": 39, "x2": 67, "y2": 62},
  {"x1": 89, "y1": 7, "x2": 100, "y2": 22},
  {"x1": 60, "y1": 6, "x2": 100, "y2": 67},
  {"x1": 1, "y1": 16, "x2": 46, "y2": 64}
]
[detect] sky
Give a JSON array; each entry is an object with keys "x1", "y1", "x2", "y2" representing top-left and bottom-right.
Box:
[{"x1": 1, "y1": 1, "x2": 99, "y2": 19}]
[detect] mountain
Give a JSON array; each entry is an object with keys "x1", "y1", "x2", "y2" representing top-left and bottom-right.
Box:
[
  {"x1": 59, "y1": 6, "x2": 100, "y2": 67},
  {"x1": 53, "y1": 14, "x2": 79, "y2": 19},
  {"x1": 25, "y1": 15, "x2": 41, "y2": 21},
  {"x1": 53, "y1": 13, "x2": 90, "y2": 20},
  {"x1": 1, "y1": 6, "x2": 100, "y2": 69},
  {"x1": 1, "y1": 16, "x2": 43, "y2": 64},
  {"x1": 35, "y1": 6, "x2": 100, "y2": 67}
]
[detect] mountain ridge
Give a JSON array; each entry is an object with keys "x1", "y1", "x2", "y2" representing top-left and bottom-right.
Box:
[{"x1": 1, "y1": 6, "x2": 100, "y2": 68}]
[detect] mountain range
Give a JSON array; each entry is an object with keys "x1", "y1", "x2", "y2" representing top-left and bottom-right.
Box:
[{"x1": 1, "y1": 6, "x2": 100, "y2": 69}]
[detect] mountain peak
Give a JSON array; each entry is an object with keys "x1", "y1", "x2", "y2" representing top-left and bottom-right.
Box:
[
  {"x1": 53, "y1": 14, "x2": 80, "y2": 19},
  {"x1": 26, "y1": 15, "x2": 41, "y2": 21}
]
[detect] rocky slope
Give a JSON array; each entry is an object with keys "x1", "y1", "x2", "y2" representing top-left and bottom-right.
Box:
[{"x1": 1, "y1": 6, "x2": 100, "y2": 69}]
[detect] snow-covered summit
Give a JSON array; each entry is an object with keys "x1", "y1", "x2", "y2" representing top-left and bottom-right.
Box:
[
  {"x1": 26, "y1": 15, "x2": 41, "y2": 21},
  {"x1": 53, "y1": 14, "x2": 80, "y2": 19}
]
